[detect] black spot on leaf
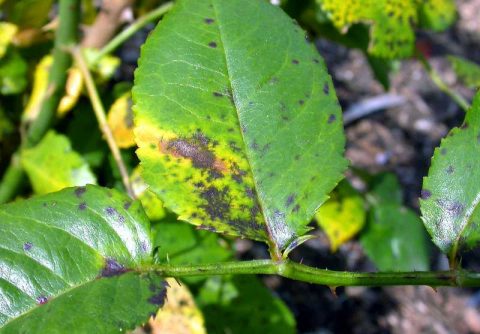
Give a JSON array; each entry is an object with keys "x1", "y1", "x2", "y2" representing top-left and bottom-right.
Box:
[
  {"x1": 204, "y1": 18, "x2": 214, "y2": 24},
  {"x1": 446, "y1": 166, "x2": 454, "y2": 174},
  {"x1": 286, "y1": 194, "x2": 296, "y2": 207},
  {"x1": 148, "y1": 280, "x2": 168, "y2": 306},
  {"x1": 74, "y1": 186, "x2": 86, "y2": 198},
  {"x1": 100, "y1": 258, "x2": 129, "y2": 277},
  {"x1": 208, "y1": 41, "x2": 217, "y2": 48},
  {"x1": 123, "y1": 201, "x2": 132, "y2": 210},
  {"x1": 37, "y1": 296, "x2": 48, "y2": 305},
  {"x1": 23, "y1": 242, "x2": 33, "y2": 251},
  {"x1": 421, "y1": 190, "x2": 431, "y2": 199},
  {"x1": 78, "y1": 202, "x2": 87, "y2": 210},
  {"x1": 323, "y1": 83, "x2": 330, "y2": 95},
  {"x1": 328, "y1": 114, "x2": 336, "y2": 124},
  {"x1": 292, "y1": 59, "x2": 299, "y2": 65},
  {"x1": 436, "y1": 199, "x2": 464, "y2": 217}
]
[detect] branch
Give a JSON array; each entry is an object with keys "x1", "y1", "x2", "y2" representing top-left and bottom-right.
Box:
[
  {"x1": 0, "y1": 0, "x2": 80, "y2": 204},
  {"x1": 70, "y1": 47, "x2": 135, "y2": 198},
  {"x1": 146, "y1": 259, "x2": 480, "y2": 288}
]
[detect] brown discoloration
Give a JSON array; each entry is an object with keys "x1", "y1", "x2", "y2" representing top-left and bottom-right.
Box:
[{"x1": 159, "y1": 136, "x2": 227, "y2": 173}]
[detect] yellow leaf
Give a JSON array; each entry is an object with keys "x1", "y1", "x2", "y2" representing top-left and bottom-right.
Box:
[
  {"x1": 23, "y1": 55, "x2": 53, "y2": 123},
  {"x1": 107, "y1": 92, "x2": 136, "y2": 148},
  {"x1": 0, "y1": 22, "x2": 17, "y2": 59},
  {"x1": 316, "y1": 182, "x2": 366, "y2": 252},
  {"x1": 151, "y1": 278, "x2": 206, "y2": 334},
  {"x1": 57, "y1": 67, "x2": 83, "y2": 116},
  {"x1": 131, "y1": 166, "x2": 166, "y2": 221}
]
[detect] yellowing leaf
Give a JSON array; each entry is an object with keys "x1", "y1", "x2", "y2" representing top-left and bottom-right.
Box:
[
  {"x1": 107, "y1": 93, "x2": 136, "y2": 148},
  {"x1": 131, "y1": 167, "x2": 166, "y2": 221},
  {"x1": 316, "y1": 182, "x2": 366, "y2": 251},
  {"x1": 151, "y1": 278, "x2": 206, "y2": 334},
  {"x1": 23, "y1": 55, "x2": 52, "y2": 123},
  {"x1": 417, "y1": 0, "x2": 456, "y2": 31},
  {"x1": 21, "y1": 131, "x2": 97, "y2": 194},
  {"x1": 84, "y1": 48, "x2": 121, "y2": 83},
  {"x1": 0, "y1": 22, "x2": 17, "y2": 59},
  {"x1": 57, "y1": 67, "x2": 83, "y2": 116}
]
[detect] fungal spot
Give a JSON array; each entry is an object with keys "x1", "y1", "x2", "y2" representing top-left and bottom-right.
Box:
[
  {"x1": 292, "y1": 59, "x2": 299, "y2": 65},
  {"x1": 100, "y1": 258, "x2": 129, "y2": 277},
  {"x1": 208, "y1": 41, "x2": 217, "y2": 48},
  {"x1": 123, "y1": 201, "x2": 132, "y2": 210},
  {"x1": 328, "y1": 114, "x2": 336, "y2": 124},
  {"x1": 23, "y1": 242, "x2": 33, "y2": 251},
  {"x1": 105, "y1": 206, "x2": 117, "y2": 216},
  {"x1": 200, "y1": 186, "x2": 230, "y2": 221},
  {"x1": 323, "y1": 83, "x2": 330, "y2": 95},
  {"x1": 148, "y1": 280, "x2": 168, "y2": 306},
  {"x1": 213, "y1": 91, "x2": 223, "y2": 97},
  {"x1": 75, "y1": 186, "x2": 86, "y2": 198},
  {"x1": 446, "y1": 166, "x2": 454, "y2": 174},
  {"x1": 37, "y1": 296, "x2": 48, "y2": 305},
  {"x1": 286, "y1": 194, "x2": 296, "y2": 207},
  {"x1": 293, "y1": 204, "x2": 300, "y2": 212},
  {"x1": 204, "y1": 18, "x2": 214, "y2": 24},
  {"x1": 159, "y1": 135, "x2": 226, "y2": 173},
  {"x1": 436, "y1": 199, "x2": 464, "y2": 218},
  {"x1": 420, "y1": 190, "x2": 431, "y2": 199},
  {"x1": 78, "y1": 202, "x2": 87, "y2": 210},
  {"x1": 298, "y1": 100, "x2": 304, "y2": 105}
]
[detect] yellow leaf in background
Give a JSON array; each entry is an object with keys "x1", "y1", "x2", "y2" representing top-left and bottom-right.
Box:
[
  {"x1": 23, "y1": 55, "x2": 53, "y2": 123},
  {"x1": 0, "y1": 22, "x2": 17, "y2": 59},
  {"x1": 57, "y1": 67, "x2": 83, "y2": 116},
  {"x1": 131, "y1": 166, "x2": 166, "y2": 221},
  {"x1": 316, "y1": 182, "x2": 366, "y2": 252},
  {"x1": 107, "y1": 93, "x2": 136, "y2": 148},
  {"x1": 150, "y1": 278, "x2": 206, "y2": 334},
  {"x1": 84, "y1": 48, "x2": 121, "y2": 83}
]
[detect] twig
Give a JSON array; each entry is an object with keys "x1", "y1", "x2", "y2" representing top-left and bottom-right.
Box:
[
  {"x1": 0, "y1": 0, "x2": 80, "y2": 204},
  {"x1": 416, "y1": 49, "x2": 470, "y2": 112},
  {"x1": 90, "y1": 2, "x2": 173, "y2": 64},
  {"x1": 145, "y1": 259, "x2": 480, "y2": 287},
  {"x1": 343, "y1": 94, "x2": 407, "y2": 125},
  {"x1": 70, "y1": 47, "x2": 135, "y2": 198}
]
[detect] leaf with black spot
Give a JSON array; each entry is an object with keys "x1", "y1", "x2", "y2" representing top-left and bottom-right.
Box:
[
  {"x1": 421, "y1": 92, "x2": 480, "y2": 260},
  {"x1": 0, "y1": 185, "x2": 166, "y2": 333},
  {"x1": 133, "y1": 0, "x2": 347, "y2": 254}
]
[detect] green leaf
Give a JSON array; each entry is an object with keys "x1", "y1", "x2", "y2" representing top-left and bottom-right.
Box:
[
  {"x1": 3, "y1": 0, "x2": 54, "y2": 28},
  {"x1": 421, "y1": 92, "x2": 480, "y2": 259},
  {"x1": 316, "y1": 181, "x2": 366, "y2": 252},
  {"x1": 368, "y1": 173, "x2": 403, "y2": 206},
  {"x1": 21, "y1": 131, "x2": 97, "y2": 195},
  {"x1": 197, "y1": 276, "x2": 295, "y2": 334},
  {"x1": 133, "y1": 0, "x2": 347, "y2": 253},
  {"x1": 448, "y1": 56, "x2": 480, "y2": 89},
  {"x1": 361, "y1": 204, "x2": 430, "y2": 271},
  {"x1": 131, "y1": 167, "x2": 166, "y2": 221},
  {"x1": 417, "y1": 0, "x2": 456, "y2": 31},
  {"x1": 0, "y1": 185, "x2": 166, "y2": 333},
  {"x1": 0, "y1": 50, "x2": 27, "y2": 95}
]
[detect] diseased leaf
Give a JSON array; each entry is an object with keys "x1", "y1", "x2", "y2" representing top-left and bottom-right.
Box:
[
  {"x1": 421, "y1": 92, "x2": 480, "y2": 259},
  {"x1": 0, "y1": 185, "x2": 166, "y2": 333},
  {"x1": 131, "y1": 167, "x2": 166, "y2": 221},
  {"x1": 318, "y1": 0, "x2": 417, "y2": 58},
  {"x1": 0, "y1": 50, "x2": 27, "y2": 95},
  {"x1": 108, "y1": 93, "x2": 136, "y2": 149},
  {"x1": 316, "y1": 181, "x2": 366, "y2": 252},
  {"x1": 133, "y1": 0, "x2": 347, "y2": 253},
  {"x1": 21, "y1": 131, "x2": 97, "y2": 194},
  {"x1": 417, "y1": 0, "x2": 456, "y2": 31},
  {"x1": 0, "y1": 22, "x2": 17, "y2": 59},
  {"x1": 150, "y1": 278, "x2": 206, "y2": 334},
  {"x1": 197, "y1": 276, "x2": 295, "y2": 334},
  {"x1": 448, "y1": 56, "x2": 480, "y2": 89},
  {"x1": 361, "y1": 204, "x2": 430, "y2": 271}
]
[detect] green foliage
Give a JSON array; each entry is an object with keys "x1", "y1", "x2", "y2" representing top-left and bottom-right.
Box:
[
  {"x1": 133, "y1": 0, "x2": 347, "y2": 253},
  {"x1": 0, "y1": 50, "x2": 27, "y2": 95},
  {"x1": 197, "y1": 276, "x2": 296, "y2": 334},
  {"x1": 421, "y1": 92, "x2": 480, "y2": 260},
  {"x1": 448, "y1": 56, "x2": 480, "y2": 89},
  {"x1": 2, "y1": 0, "x2": 54, "y2": 28},
  {"x1": 21, "y1": 131, "x2": 97, "y2": 194},
  {"x1": 0, "y1": 185, "x2": 165, "y2": 332}
]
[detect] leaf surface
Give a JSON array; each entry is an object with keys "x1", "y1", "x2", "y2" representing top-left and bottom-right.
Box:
[
  {"x1": 21, "y1": 131, "x2": 97, "y2": 194},
  {"x1": 448, "y1": 56, "x2": 480, "y2": 89},
  {"x1": 133, "y1": 0, "x2": 347, "y2": 252},
  {"x1": 0, "y1": 185, "x2": 165, "y2": 333},
  {"x1": 421, "y1": 92, "x2": 480, "y2": 258}
]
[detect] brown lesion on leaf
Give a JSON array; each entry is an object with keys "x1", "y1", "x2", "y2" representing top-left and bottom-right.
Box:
[{"x1": 158, "y1": 133, "x2": 227, "y2": 174}]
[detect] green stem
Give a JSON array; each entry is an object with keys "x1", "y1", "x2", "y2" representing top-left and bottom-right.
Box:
[
  {"x1": 90, "y1": 2, "x2": 173, "y2": 64},
  {"x1": 0, "y1": 0, "x2": 80, "y2": 204},
  {"x1": 146, "y1": 259, "x2": 480, "y2": 287},
  {"x1": 416, "y1": 49, "x2": 470, "y2": 112}
]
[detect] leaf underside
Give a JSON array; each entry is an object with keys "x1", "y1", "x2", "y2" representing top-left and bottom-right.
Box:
[
  {"x1": 0, "y1": 185, "x2": 165, "y2": 333},
  {"x1": 133, "y1": 0, "x2": 347, "y2": 251},
  {"x1": 421, "y1": 92, "x2": 480, "y2": 257}
]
